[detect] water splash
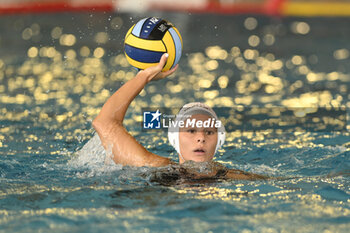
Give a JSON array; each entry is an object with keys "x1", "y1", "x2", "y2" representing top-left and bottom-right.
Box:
[{"x1": 67, "y1": 133, "x2": 123, "y2": 178}]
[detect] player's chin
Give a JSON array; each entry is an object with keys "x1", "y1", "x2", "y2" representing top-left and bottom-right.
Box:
[{"x1": 191, "y1": 154, "x2": 212, "y2": 163}]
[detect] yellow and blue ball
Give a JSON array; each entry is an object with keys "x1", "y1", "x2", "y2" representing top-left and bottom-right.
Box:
[{"x1": 124, "y1": 17, "x2": 183, "y2": 71}]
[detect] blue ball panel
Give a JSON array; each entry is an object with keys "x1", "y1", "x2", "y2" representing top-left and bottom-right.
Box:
[
  {"x1": 140, "y1": 17, "x2": 161, "y2": 39},
  {"x1": 132, "y1": 18, "x2": 147, "y2": 37},
  {"x1": 125, "y1": 44, "x2": 164, "y2": 63}
]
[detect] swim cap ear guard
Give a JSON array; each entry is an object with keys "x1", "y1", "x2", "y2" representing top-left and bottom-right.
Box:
[{"x1": 167, "y1": 102, "x2": 226, "y2": 157}]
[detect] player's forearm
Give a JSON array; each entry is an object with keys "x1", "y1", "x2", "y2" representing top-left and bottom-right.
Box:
[
  {"x1": 226, "y1": 169, "x2": 268, "y2": 180},
  {"x1": 94, "y1": 70, "x2": 150, "y2": 124}
]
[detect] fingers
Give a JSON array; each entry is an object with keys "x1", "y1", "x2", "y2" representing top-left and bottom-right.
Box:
[
  {"x1": 157, "y1": 64, "x2": 178, "y2": 78},
  {"x1": 151, "y1": 66, "x2": 178, "y2": 81},
  {"x1": 143, "y1": 54, "x2": 179, "y2": 82},
  {"x1": 157, "y1": 53, "x2": 169, "y2": 70},
  {"x1": 163, "y1": 64, "x2": 178, "y2": 76}
]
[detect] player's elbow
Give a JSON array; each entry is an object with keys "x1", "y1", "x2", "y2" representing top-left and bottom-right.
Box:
[
  {"x1": 92, "y1": 116, "x2": 107, "y2": 132},
  {"x1": 92, "y1": 116, "x2": 123, "y2": 134},
  {"x1": 92, "y1": 116, "x2": 99, "y2": 128}
]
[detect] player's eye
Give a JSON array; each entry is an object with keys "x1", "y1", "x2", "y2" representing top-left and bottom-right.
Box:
[
  {"x1": 205, "y1": 130, "x2": 215, "y2": 135},
  {"x1": 187, "y1": 129, "x2": 196, "y2": 133}
]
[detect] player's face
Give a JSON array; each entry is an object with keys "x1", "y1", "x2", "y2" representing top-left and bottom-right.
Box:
[{"x1": 178, "y1": 114, "x2": 218, "y2": 163}]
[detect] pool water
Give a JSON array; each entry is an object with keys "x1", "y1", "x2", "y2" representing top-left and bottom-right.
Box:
[{"x1": 0, "y1": 12, "x2": 350, "y2": 232}]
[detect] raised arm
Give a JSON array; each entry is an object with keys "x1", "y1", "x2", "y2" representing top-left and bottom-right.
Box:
[{"x1": 93, "y1": 54, "x2": 178, "y2": 167}]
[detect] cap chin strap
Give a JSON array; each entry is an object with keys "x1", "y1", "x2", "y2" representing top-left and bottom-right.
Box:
[
  {"x1": 168, "y1": 130, "x2": 180, "y2": 154},
  {"x1": 178, "y1": 152, "x2": 186, "y2": 163},
  {"x1": 168, "y1": 130, "x2": 186, "y2": 162},
  {"x1": 215, "y1": 120, "x2": 226, "y2": 153}
]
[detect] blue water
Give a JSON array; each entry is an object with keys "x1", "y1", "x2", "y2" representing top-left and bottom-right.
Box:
[{"x1": 0, "y1": 12, "x2": 350, "y2": 232}]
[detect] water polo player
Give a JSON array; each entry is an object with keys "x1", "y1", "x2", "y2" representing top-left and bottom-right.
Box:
[{"x1": 93, "y1": 54, "x2": 266, "y2": 180}]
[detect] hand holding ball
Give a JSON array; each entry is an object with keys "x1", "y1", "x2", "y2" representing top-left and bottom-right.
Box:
[{"x1": 124, "y1": 17, "x2": 183, "y2": 71}]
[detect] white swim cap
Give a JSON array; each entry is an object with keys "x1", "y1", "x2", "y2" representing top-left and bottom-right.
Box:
[{"x1": 167, "y1": 102, "x2": 226, "y2": 157}]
